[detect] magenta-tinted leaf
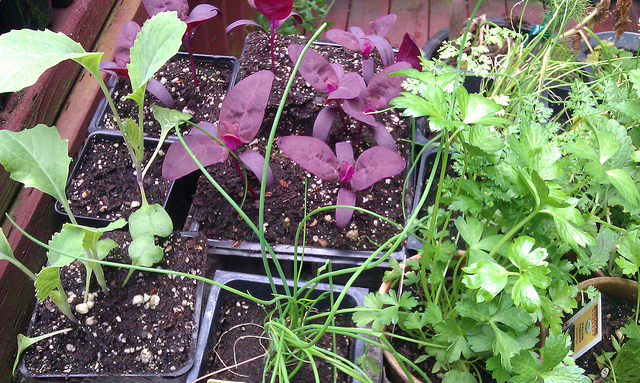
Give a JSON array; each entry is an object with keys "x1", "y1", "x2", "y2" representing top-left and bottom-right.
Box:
[
  {"x1": 368, "y1": 14, "x2": 397, "y2": 37},
  {"x1": 339, "y1": 161, "x2": 355, "y2": 183},
  {"x1": 336, "y1": 188, "x2": 356, "y2": 228},
  {"x1": 313, "y1": 105, "x2": 338, "y2": 142},
  {"x1": 275, "y1": 13, "x2": 302, "y2": 31},
  {"x1": 192, "y1": 121, "x2": 218, "y2": 137},
  {"x1": 343, "y1": 95, "x2": 377, "y2": 126},
  {"x1": 222, "y1": 134, "x2": 243, "y2": 151},
  {"x1": 162, "y1": 129, "x2": 228, "y2": 181},
  {"x1": 396, "y1": 33, "x2": 422, "y2": 70},
  {"x1": 288, "y1": 44, "x2": 338, "y2": 93},
  {"x1": 147, "y1": 78, "x2": 174, "y2": 108},
  {"x1": 114, "y1": 21, "x2": 140, "y2": 67},
  {"x1": 327, "y1": 72, "x2": 363, "y2": 101},
  {"x1": 349, "y1": 26, "x2": 366, "y2": 39},
  {"x1": 335, "y1": 142, "x2": 355, "y2": 166},
  {"x1": 100, "y1": 61, "x2": 129, "y2": 78},
  {"x1": 350, "y1": 145, "x2": 405, "y2": 191},
  {"x1": 362, "y1": 57, "x2": 374, "y2": 84},
  {"x1": 365, "y1": 62, "x2": 411, "y2": 110},
  {"x1": 368, "y1": 122, "x2": 397, "y2": 152},
  {"x1": 185, "y1": 4, "x2": 219, "y2": 32},
  {"x1": 218, "y1": 70, "x2": 274, "y2": 144},
  {"x1": 238, "y1": 150, "x2": 274, "y2": 186},
  {"x1": 277, "y1": 136, "x2": 340, "y2": 182},
  {"x1": 143, "y1": 0, "x2": 189, "y2": 18},
  {"x1": 364, "y1": 35, "x2": 394, "y2": 67},
  {"x1": 226, "y1": 19, "x2": 266, "y2": 35},
  {"x1": 330, "y1": 63, "x2": 344, "y2": 82},
  {"x1": 325, "y1": 29, "x2": 362, "y2": 52},
  {"x1": 255, "y1": 0, "x2": 293, "y2": 20}
]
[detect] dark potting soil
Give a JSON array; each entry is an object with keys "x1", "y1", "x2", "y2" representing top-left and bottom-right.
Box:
[
  {"x1": 185, "y1": 33, "x2": 416, "y2": 251},
  {"x1": 100, "y1": 55, "x2": 235, "y2": 138},
  {"x1": 65, "y1": 134, "x2": 171, "y2": 221},
  {"x1": 202, "y1": 297, "x2": 353, "y2": 383},
  {"x1": 575, "y1": 292, "x2": 637, "y2": 380},
  {"x1": 21, "y1": 231, "x2": 207, "y2": 377}
]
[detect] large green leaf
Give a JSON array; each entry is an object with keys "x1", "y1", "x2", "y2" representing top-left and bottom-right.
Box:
[
  {"x1": 129, "y1": 203, "x2": 173, "y2": 238},
  {"x1": 0, "y1": 28, "x2": 102, "y2": 92},
  {"x1": 0, "y1": 125, "x2": 70, "y2": 205},
  {"x1": 47, "y1": 225, "x2": 84, "y2": 267},
  {"x1": 606, "y1": 168, "x2": 640, "y2": 207},
  {"x1": 127, "y1": 11, "x2": 186, "y2": 94}
]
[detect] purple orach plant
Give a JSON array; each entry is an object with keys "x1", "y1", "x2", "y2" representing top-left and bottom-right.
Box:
[
  {"x1": 99, "y1": 21, "x2": 175, "y2": 108},
  {"x1": 162, "y1": 70, "x2": 275, "y2": 198},
  {"x1": 278, "y1": 136, "x2": 405, "y2": 228},
  {"x1": 396, "y1": 33, "x2": 422, "y2": 70},
  {"x1": 288, "y1": 44, "x2": 407, "y2": 151},
  {"x1": 325, "y1": 14, "x2": 397, "y2": 83},
  {"x1": 226, "y1": 0, "x2": 302, "y2": 72},
  {"x1": 142, "y1": 0, "x2": 220, "y2": 87}
]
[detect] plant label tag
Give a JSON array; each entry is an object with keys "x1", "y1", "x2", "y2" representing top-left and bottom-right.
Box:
[{"x1": 562, "y1": 292, "x2": 602, "y2": 359}]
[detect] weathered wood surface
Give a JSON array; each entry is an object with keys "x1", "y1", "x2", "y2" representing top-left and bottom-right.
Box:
[{"x1": 0, "y1": 1, "x2": 146, "y2": 381}]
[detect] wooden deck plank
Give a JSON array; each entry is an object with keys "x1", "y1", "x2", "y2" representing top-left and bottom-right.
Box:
[
  {"x1": 346, "y1": 0, "x2": 391, "y2": 35},
  {"x1": 469, "y1": 0, "x2": 508, "y2": 20},
  {"x1": 506, "y1": 0, "x2": 547, "y2": 25},
  {"x1": 428, "y1": 0, "x2": 454, "y2": 41},
  {"x1": 322, "y1": 0, "x2": 351, "y2": 39},
  {"x1": 388, "y1": 0, "x2": 430, "y2": 48}
]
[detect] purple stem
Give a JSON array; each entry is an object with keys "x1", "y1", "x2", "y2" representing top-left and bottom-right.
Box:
[
  {"x1": 184, "y1": 33, "x2": 200, "y2": 87},
  {"x1": 269, "y1": 20, "x2": 277, "y2": 73},
  {"x1": 232, "y1": 155, "x2": 259, "y2": 199},
  {"x1": 333, "y1": 100, "x2": 349, "y2": 134}
]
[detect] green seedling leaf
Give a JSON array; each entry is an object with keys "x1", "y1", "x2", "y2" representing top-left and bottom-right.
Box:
[
  {"x1": 606, "y1": 168, "x2": 640, "y2": 207},
  {"x1": 128, "y1": 233, "x2": 164, "y2": 267},
  {"x1": 541, "y1": 205, "x2": 595, "y2": 248},
  {"x1": 595, "y1": 129, "x2": 621, "y2": 164},
  {"x1": 47, "y1": 225, "x2": 84, "y2": 267},
  {"x1": 0, "y1": 229, "x2": 37, "y2": 281},
  {"x1": 151, "y1": 104, "x2": 192, "y2": 141},
  {"x1": 129, "y1": 203, "x2": 173, "y2": 238},
  {"x1": 0, "y1": 125, "x2": 70, "y2": 206},
  {"x1": 127, "y1": 11, "x2": 186, "y2": 95},
  {"x1": 67, "y1": 218, "x2": 126, "y2": 253},
  {"x1": 35, "y1": 266, "x2": 77, "y2": 323},
  {"x1": 455, "y1": 216, "x2": 503, "y2": 264},
  {"x1": 462, "y1": 261, "x2": 510, "y2": 302},
  {"x1": 615, "y1": 230, "x2": 640, "y2": 277},
  {"x1": 442, "y1": 370, "x2": 477, "y2": 383},
  {"x1": 462, "y1": 94, "x2": 509, "y2": 126},
  {"x1": 433, "y1": 317, "x2": 473, "y2": 363},
  {"x1": 121, "y1": 119, "x2": 143, "y2": 162},
  {"x1": 0, "y1": 28, "x2": 102, "y2": 92},
  {"x1": 13, "y1": 328, "x2": 72, "y2": 376}
]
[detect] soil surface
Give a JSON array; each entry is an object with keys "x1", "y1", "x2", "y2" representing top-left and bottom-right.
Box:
[
  {"x1": 184, "y1": 33, "x2": 416, "y2": 251},
  {"x1": 99, "y1": 55, "x2": 236, "y2": 138},
  {"x1": 201, "y1": 296, "x2": 353, "y2": 383},
  {"x1": 65, "y1": 133, "x2": 171, "y2": 221},
  {"x1": 21, "y1": 231, "x2": 207, "y2": 377}
]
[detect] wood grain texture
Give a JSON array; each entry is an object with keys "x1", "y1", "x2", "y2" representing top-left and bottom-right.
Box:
[
  {"x1": 0, "y1": 1, "x2": 145, "y2": 380},
  {"x1": 389, "y1": 0, "x2": 429, "y2": 48}
]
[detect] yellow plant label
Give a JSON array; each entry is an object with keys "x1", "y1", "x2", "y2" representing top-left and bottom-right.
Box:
[{"x1": 562, "y1": 292, "x2": 602, "y2": 359}]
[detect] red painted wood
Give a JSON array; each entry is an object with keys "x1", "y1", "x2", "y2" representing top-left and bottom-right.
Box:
[
  {"x1": 346, "y1": 0, "x2": 391, "y2": 35},
  {"x1": 322, "y1": 0, "x2": 350, "y2": 39},
  {"x1": 428, "y1": 0, "x2": 454, "y2": 39},
  {"x1": 389, "y1": 0, "x2": 430, "y2": 48},
  {"x1": 506, "y1": 0, "x2": 546, "y2": 24},
  {"x1": 469, "y1": 0, "x2": 508, "y2": 20}
]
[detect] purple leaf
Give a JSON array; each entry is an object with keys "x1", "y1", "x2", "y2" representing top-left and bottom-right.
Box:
[
  {"x1": 327, "y1": 72, "x2": 363, "y2": 101},
  {"x1": 349, "y1": 26, "x2": 366, "y2": 39},
  {"x1": 114, "y1": 21, "x2": 140, "y2": 67},
  {"x1": 226, "y1": 19, "x2": 266, "y2": 35},
  {"x1": 343, "y1": 95, "x2": 377, "y2": 126},
  {"x1": 396, "y1": 33, "x2": 422, "y2": 70},
  {"x1": 313, "y1": 105, "x2": 338, "y2": 142},
  {"x1": 288, "y1": 44, "x2": 338, "y2": 93},
  {"x1": 362, "y1": 58, "x2": 374, "y2": 84},
  {"x1": 162, "y1": 122, "x2": 228, "y2": 181},
  {"x1": 335, "y1": 142, "x2": 355, "y2": 166},
  {"x1": 100, "y1": 61, "x2": 129, "y2": 78},
  {"x1": 325, "y1": 29, "x2": 362, "y2": 52},
  {"x1": 218, "y1": 70, "x2": 274, "y2": 144},
  {"x1": 330, "y1": 63, "x2": 345, "y2": 82},
  {"x1": 147, "y1": 78, "x2": 175, "y2": 108},
  {"x1": 335, "y1": 188, "x2": 356, "y2": 228},
  {"x1": 186, "y1": 4, "x2": 219, "y2": 33},
  {"x1": 275, "y1": 13, "x2": 303, "y2": 31},
  {"x1": 277, "y1": 136, "x2": 340, "y2": 182},
  {"x1": 238, "y1": 150, "x2": 274, "y2": 186},
  {"x1": 192, "y1": 121, "x2": 218, "y2": 137},
  {"x1": 364, "y1": 35, "x2": 395, "y2": 67},
  {"x1": 365, "y1": 62, "x2": 411, "y2": 110},
  {"x1": 368, "y1": 14, "x2": 397, "y2": 37},
  {"x1": 142, "y1": 0, "x2": 189, "y2": 18},
  {"x1": 367, "y1": 122, "x2": 397, "y2": 152},
  {"x1": 350, "y1": 145, "x2": 405, "y2": 191},
  {"x1": 254, "y1": 0, "x2": 293, "y2": 20}
]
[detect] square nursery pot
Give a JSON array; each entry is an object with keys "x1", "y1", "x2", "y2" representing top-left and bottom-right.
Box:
[
  {"x1": 186, "y1": 270, "x2": 380, "y2": 383},
  {"x1": 89, "y1": 53, "x2": 239, "y2": 138},
  {"x1": 55, "y1": 130, "x2": 190, "y2": 229},
  {"x1": 177, "y1": 32, "x2": 419, "y2": 267},
  {"x1": 18, "y1": 231, "x2": 207, "y2": 383}
]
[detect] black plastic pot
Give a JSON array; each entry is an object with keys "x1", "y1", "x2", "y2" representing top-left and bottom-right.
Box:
[
  {"x1": 20, "y1": 275, "x2": 205, "y2": 383},
  {"x1": 186, "y1": 270, "x2": 380, "y2": 383},
  {"x1": 88, "y1": 53, "x2": 239, "y2": 137},
  {"x1": 55, "y1": 131, "x2": 190, "y2": 228}
]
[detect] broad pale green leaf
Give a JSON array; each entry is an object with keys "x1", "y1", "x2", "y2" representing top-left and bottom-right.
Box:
[
  {"x1": 491, "y1": 322, "x2": 523, "y2": 370},
  {"x1": 128, "y1": 233, "x2": 164, "y2": 267},
  {"x1": 512, "y1": 275, "x2": 543, "y2": 312},
  {"x1": 541, "y1": 206, "x2": 595, "y2": 248},
  {"x1": 442, "y1": 370, "x2": 477, "y2": 383},
  {"x1": 433, "y1": 318, "x2": 473, "y2": 363},
  {"x1": 606, "y1": 168, "x2": 640, "y2": 207},
  {"x1": 34, "y1": 266, "x2": 62, "y2": 301},
  {"x1": 539, "y1": 334, "x2": 571, "y2": 371},
  {"x1": 0, "y1": 28, "x2": 102, "y2": 92},
  {"x1": 67, "y1": 218, "x2": 126, "y2": 250},
  {"x1": 47, "y1": 225, "x2": 84, "y2": 267},
  {"x1": 128, "y1": 11, "x2": 186, "y2": 93},
  {"x1": 13, "y1": 328, "x2": 72, "y2": 376},
  {"x1": 463, "y1": 94, "x2": 501, "y2": 125},
  {"x1": 121, "y1": 119, "x2": 143, "y2": 162},
  {"x1": 595, "y1": 130, "x2": 621, "y2": 164},
  {"x1": 129, "y1": 203, "x2": 173, "y2": 238},
  {"x1": 0, "y1": 229, "x2": 13, "y2": 260},
  {"x1": 96, "y1": 239, "x2": 119, "y2": 261},
  {"x1": 631, "y1": 68, "x2": 640, "y2": 98},
  {"x1": 0, "y1": 125, "x2": 70, "y2": 205},
  {"x1": 615, "y1": 230, "x2": 640, "y2": 276}
]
